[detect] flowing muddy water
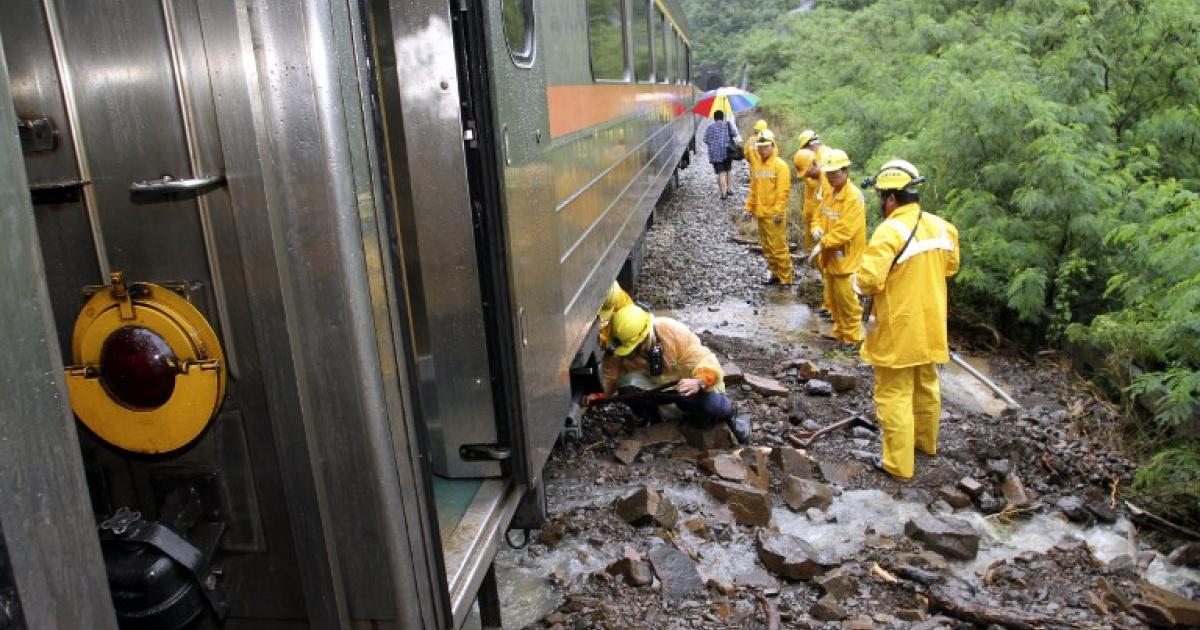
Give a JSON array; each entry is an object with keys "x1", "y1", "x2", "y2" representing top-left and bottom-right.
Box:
[{"x1": 475, "y1": 480, "x2": 1200, "y2": 629}]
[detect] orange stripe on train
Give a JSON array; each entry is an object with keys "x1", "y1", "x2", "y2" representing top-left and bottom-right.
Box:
[{"x1": 547, "y1": 84, "x2": 694, "y2": 139}]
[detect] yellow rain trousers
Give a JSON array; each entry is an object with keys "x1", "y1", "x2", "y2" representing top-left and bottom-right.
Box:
[
  {"x1": 812, "y1": 182, "x2": 866, "y2": 343},
  {"x1": 602, "y1": 316, "x2": 725, "y2": 394},
  {"x1": 874, "y1": 364, "x2": 940, "y2": 479},
  {"x1": 854, "y1": 202, "x2": 960, "y2": 479},
  {"x1": 745, "y1": 155, "x2": 793, "y2": 284}
]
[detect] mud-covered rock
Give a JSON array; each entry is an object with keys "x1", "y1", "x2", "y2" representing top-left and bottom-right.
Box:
[
  {"x1": 647, "y1": 546, "x2": 704, "y2": 600},
  {"x1": 614, "y1": 486, "x2": 679, "y2": 529},
  {"x1": 755, "y1": 530, "x2": 834, "y2": 580},
  {"x1": 810, "y1": 594, "x2": 848, "y2": 621},
  {"x1": 782, "y1": 476, "x2": 833, "y2": 512},
  {"x1": 804, "y1": 379, "x2": 833, "y2": 396},
  {"x1": 815, "y1": 568, "x2": 857, "y2": 601},
  {"x1": 703, "y1": 478, "x2": 772, "y2": 526},
  {"x1": 771, "y1": 447, "x2": 817, "y2": 479},
  {"x1": 744, "y1": 372, "x2": 789, "y2": 397},
  {"x1": 679, "y1": 422, "x2": 736, "y2": 451},
  {"x1": 904, "y1": 515, "x2": 981, "y2": 561}
]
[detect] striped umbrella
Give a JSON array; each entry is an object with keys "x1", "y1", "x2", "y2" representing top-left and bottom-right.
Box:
[{"x1": 692, "y1": 87, "x2": 760, "y2": 118}]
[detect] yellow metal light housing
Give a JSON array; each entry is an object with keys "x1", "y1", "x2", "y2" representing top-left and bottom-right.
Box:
[{"x1": 65, "y1": 272, "x2": 226, "y2": 454}]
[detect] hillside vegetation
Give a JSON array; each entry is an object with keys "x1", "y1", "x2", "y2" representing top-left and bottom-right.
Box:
[{"x1": 684, "y1": 0, "x2": 1200, "y2": 523}]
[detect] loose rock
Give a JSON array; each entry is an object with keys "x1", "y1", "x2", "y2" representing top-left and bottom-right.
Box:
[
  {"x1": 815, "y1": 568, "x2": 857, "y2": 601},
  {"x1": 612, "y1": 439, "x2": 642, "y2": 465},
  {"x1": 804, "y1": 379, "x2": 833, "y2": 397},
  {"x1": 811, "y1": 594, "x2": 848, "y2": 621},
  {"x1": 825, "y1": 369, "x2": 857, "y2": 393},
  {"x1": 782, "y1": 476, "x2": 834, "y2": 512},
  {"x1": 722, "y1": 361, "x2": 745, "y2": 385},
  {"x1": 755, "y1": 530, "x2": 835, "y2": 580},
  {"x1": 744, "y1": 372, "x2": 790, "y2": 397},
  {"x1": 703, "y1": 479, "x2": 772, "y2": 526},
  {"x1": 1167, "y1": 542, "x2": 1200, "y2": 569},
  {"x1": 1056, "y1": 495, "x2": 1090, "y2": 523},
  {"x1": 771, "y1": 447, "x2": 816, "y2": 479},
  {"x1": 820, "y1": 460, "x2": 865, "y2": 486},
  {"x1": 904, "y1": 515, "x2": 981, "y2": 561},
  {"x1": 957, "y1": 477, "x2": 985, "y2": 498},
  {"x1": 605, "y1": 558, "x2": 653, "y2": 587},
  {"x1": 647, "y1": 546, "x2": 704, "y2": 600},
  {"x1": 937, "y1": 485, "x2": 972, "y2": 509},
  {"x1": 614, "y1": 486, "x2": 679, "y2": 529},
  {"x1": 1000, "y1": 472, "x2": 1030, "y2": 507},
  {"x1": 793, "y1": 359, "x2": 827, "y2": 380},
  {"x1": 679, "y1": 422, "x2": 736, "y2": 451},
  {"x1": 702, "y1": 453, "x2": 748, "y2": 481}
]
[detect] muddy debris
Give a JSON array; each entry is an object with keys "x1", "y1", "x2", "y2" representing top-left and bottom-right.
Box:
[
  {"x1": 614, "y1": 485, "x2": 679, "y2": 529},
  {"x1": 904, "y1": 514, "x2": 981, "y2": 561}
]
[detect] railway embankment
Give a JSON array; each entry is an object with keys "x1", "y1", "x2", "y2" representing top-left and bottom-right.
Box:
[{"x1": 482, "y1": 137, "x2": 1200, "y2": 630}]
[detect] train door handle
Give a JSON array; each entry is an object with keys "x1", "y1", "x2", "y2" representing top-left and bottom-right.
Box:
[{"x1": 129, "y1": 174, "x2": 226, "y2": 197}]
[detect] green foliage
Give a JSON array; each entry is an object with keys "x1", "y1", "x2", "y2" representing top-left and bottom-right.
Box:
[
  {"x1": 679, "y1": 0, "x2": 1200, "y2": 513},
  {"x1": 1131, "y1": 445, "x2": 1200, "y2": 525}
]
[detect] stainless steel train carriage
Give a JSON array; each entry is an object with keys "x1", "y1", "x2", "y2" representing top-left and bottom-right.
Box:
[{"x1": 0, "y1": 0, "x2": 695, "y2": 628}]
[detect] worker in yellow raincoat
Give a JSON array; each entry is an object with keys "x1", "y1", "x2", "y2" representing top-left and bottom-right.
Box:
[
  {"x1": 597, "y1": 280, "x2": 633, "y2": 349},
  {"x1": 808, "y1": 148, "x2": 866, "y2": 345},
  {"x1": 744, "y1": 130, "x2": 793, "y2": 285},
  {"x1": 792, "y1": 147, "x2": 831, "y2": 254},
  {"x1": 587, "y1": 305, "x2": 750, "y2": 441},
  {"x1": 744, "y1": 119, "x2": 771, "y2": 165},
  {"x1": 796, "y1": 130, "x2": 834, "y2": 316},
  {"x1": 854, "y1": 159, "x2": 960, "y2": 479}
]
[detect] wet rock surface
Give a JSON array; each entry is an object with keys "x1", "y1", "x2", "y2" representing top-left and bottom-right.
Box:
[
  {"x1": 488, "y1": 131, "x2": 1198, "y2": 630},
  {"x1": 904, "y1": 515, "x2": 981, "y2": 561}
]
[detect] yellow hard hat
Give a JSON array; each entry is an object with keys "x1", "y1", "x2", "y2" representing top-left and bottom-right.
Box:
[
  {"x1": 820, "y1": 148, "x2": 851, "y2": 172},
  {"x1": 794, "y1": 148, "x2": 816, "y2": 174},
  {"x1": 797, "y1": 129, "x2": 819, "y2": 148},
  {"x1": 870, "y1": 159, "x2": 925, "y2": 191},
  {"x1": 610, "y1": 304, "x2": 652, "y2": 357},
  {"x1": 754, "y1": 119, "x2": 769, "y2": 132},
  {"x1": 598, "y1": 281, "x2": 630, "y2": 323},
  {"x1": 754, "y1": 129, "x2": 777, "y2": 146}
]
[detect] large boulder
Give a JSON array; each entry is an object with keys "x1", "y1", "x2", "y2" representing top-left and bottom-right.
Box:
[
  {"x1": 704, "y1": 479, "x2": 772, "y2": 527},
  {"x1": 904, "y1": 515, "x2": 981, "y2": 561},
  {"x1": 647, "y1": 546, "x2": 704, "y2": 600},
  {"x1": 755, "y1": 530, "x2": 836, "y2": 580},
  {"x1": 782, "y1": 476, "x2": 833, "y2": 512},
  {"x1": 614, "y1": 486, "x2": 679, "y2": 529}
]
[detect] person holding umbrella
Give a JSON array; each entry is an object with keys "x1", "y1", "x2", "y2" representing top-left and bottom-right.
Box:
[{"x1": 702, "y1": 110, "x2": 739, "y2": 199}]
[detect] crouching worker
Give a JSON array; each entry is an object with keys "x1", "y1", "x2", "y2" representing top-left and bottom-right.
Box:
[
  {"x1": 587, "y1": 304, "x2": 750, "y2": 442},
  {"x1": 856, "y1": 160, "x2": 959, "y2": 480}
]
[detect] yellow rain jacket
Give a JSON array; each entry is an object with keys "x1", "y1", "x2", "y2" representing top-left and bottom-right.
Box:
[
  {"x1": 855, "y1": 203, "x2": 960, "y2": 367},
  {"x1": 813, "y1": 181, "x2": 867, "y2": 275},
  {"x1": 795, "y1": 151, "x2": 832, "y2": 252},
  {"x1": 597, "y1": 282, "x2": 633, "y2": 348},
  {"x1": 602, "y1": 316, "x2": 725, "y2": 394},
  {"x1": 746, "y1": 153, "x2": 794, "y2": 284}
]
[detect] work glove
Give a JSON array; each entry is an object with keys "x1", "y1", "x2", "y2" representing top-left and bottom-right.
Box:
[
  {"x1": 582, "y1": 393, "x2": 608, "y2": 407},
  {"x1": 811, "y1": 228, "x2": 825, "y2": 241},
  {"x1": 807, "y1": 244, "x2": 823, "y2": 266}
]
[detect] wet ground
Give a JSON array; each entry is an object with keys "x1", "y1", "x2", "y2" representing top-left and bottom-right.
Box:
[{"x1": 482, "y1": 131, "x2": 1200, "y2": 629}]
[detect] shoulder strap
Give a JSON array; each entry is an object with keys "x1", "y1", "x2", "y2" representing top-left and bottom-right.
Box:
[{"x1": 890, "y1": 209, "x2": 923, "y2": 270}]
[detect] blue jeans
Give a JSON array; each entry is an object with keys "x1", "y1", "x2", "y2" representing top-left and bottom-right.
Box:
[{"x1": 626, "y1": 390, "x2": 735, "y2": 428}]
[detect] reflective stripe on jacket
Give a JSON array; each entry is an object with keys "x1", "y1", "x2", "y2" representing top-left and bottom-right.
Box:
[
  {"x1": 855, "y1": 203, "x2": 960, "y2": 368},
  {"x1": 745, "y1": 156, "x2": 792, "y2": 219},
  {"x1": 813, "y1": 182, "x2": 866, "y2": 275}
]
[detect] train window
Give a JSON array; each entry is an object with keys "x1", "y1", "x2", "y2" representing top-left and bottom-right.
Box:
[
  {"x1": 656, "y1": 9, "x2": 670, "y2": 83},
  {"x1": 674, "y1": 32, "x2": 683, "y2": 84},
  {"x1": 503, "y1": 0, "x2": 535, "y2": 65},
  {"x1": 588, "y1": 0, "x2": 627, "y2": 81},
  {"x1": 685, "y1": 44, "x2": 692, "y2": 84},
  {"x1": 631, "y1": 0, "x2": 651, "y2": 82}
]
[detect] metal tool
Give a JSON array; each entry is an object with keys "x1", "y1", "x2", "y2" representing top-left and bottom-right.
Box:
[
  {"x1": 949, "y1": 352, "x2": 1023, "y2": 409},
  {"x1": 587, "y1": 380, "x2": 681, "y2": 406},
  {"x1": 792, "y1": 411, "x2": 879, "y2": 447}
]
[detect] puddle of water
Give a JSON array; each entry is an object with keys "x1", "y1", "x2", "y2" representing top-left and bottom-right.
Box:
[
  {"x1": 662, "y1": 298, "x2": 828, "y2": 346},
  {"x1": 939, "y1": 355, "x2": 1009, "y2": 416}
]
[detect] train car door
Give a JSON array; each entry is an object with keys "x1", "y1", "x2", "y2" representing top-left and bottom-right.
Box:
[{"x1": 0, "y1": 1, "x2": 311, "y2": 626}]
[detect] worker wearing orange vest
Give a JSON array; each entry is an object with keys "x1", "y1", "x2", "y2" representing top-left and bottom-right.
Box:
[
  {"x1": 855, "y1": 160, "x2": 960, "y2": 479},
  {"x1": 808, "y1": 148, "x2": 866, "y2": 344}
]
